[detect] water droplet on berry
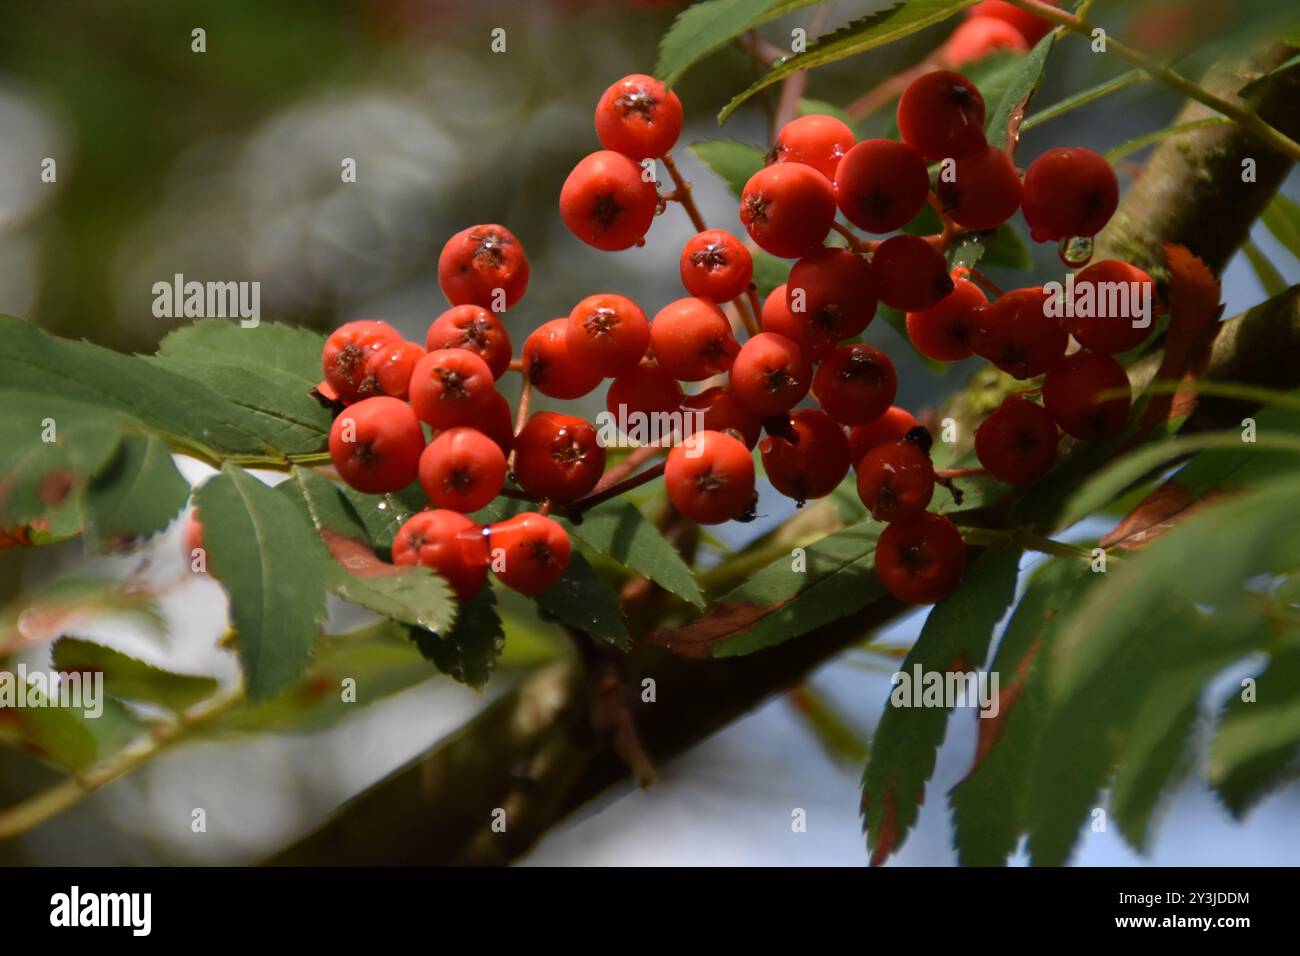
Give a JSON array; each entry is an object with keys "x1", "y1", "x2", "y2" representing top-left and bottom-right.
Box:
[{"x1": 1058, "y1": 235, "x2": 1094, "y2": 268}]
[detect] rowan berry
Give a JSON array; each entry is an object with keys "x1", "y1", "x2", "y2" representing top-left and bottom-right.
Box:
[
  {"x1": 329, "y1": 396, "x2": 425, "y2": 494},
  {"x1": 729, "y1": 332, "x2": 813, "y2": 416},
  {"x1": 834, "y1": 139, "x2": 929, "y2": 233},
  {"x1": 680, "y1": 386, "x2": 763, "y2": 448},
  {"x1": 875, "y1": 511, "x2": 966, "y2": 605},
  {"x1": 418, "y1": 427, "x2": 507, "y2": 514},
  {"x1": 650, "y1": 297, "x2": 740, "y2": 382},
  {"x1": 897, "y1": 70, "x2": 987, "y2": 161},
  {"x1": 974, "y1": 287, "x2": 1067, "y2": 379},
  {"x1": 487, "y1": 512, "x2": 572, "y2": 596},
  {"x1": 965, "y1": 0, "x2": 1060, "y2": 45},
  {"x1": 871, "y1": 235, "x2": 955, "y2": 312},
  {"x1": 437, "y1": 224, "x2": 530, "y2": 310},
  {"x1": 1022, "y1": 147, "x2": 1119, "y2": 243},
  {"x1": 566, "y1": 292, "x2": 650, "y2": 377},
  {"x1": 769, "y1": 114, "x2": 857, "y2": 182},
  {"x1": 679, "y1": 230, "x2": 754, "y2": 302},
  {"x1": 787, "y1": 246, "x2": 877, "y2": 351},
  {"x1": 739, "y1": 163, "x2": 836, "y2": 258},
  {"x1": 594, "y1": 73, "x2": 683, "y2": 160},
  {"x1": 760, "y1": 408, "x2": 851, "y2": 503},
  {"x1": 393, "y1": 509, "x2": 490, "y2": 602},
  {"x1": 760, "y1": 283, "x2": 807, "y2": 348},
  {"x1": 322, "y1": 320, "x2": 402, "y2": 404},
  {"x1": 512, "y1": 412, "x2": 607, "y2": 502},
  {"x1": 409, "y1": 347, "x2": 496, "y2": 428},
  {"x1": 974, "y1": 395, "x2": 1059, "y2": 485},
  {"x1": 849, "y1": 407, "x2": 922, "y2": 466},
  {"x1": 812, "y1": 343, "x2": 897, "y2": 425},
  {"x1": 1063, "y1": 259, "x2": 1158, "y2": 354},
  {"x1": 482, "y1": 390, "x2": 516, "y2": 457},
  {"x1": 935, "y1": 146, "x2": 1023, "y2": 231},
  {"x1": 560, "y1": 150, "x2": 659, "y2": 251},
  {"x1": 356, "y1": 339, "x2": 424, "y2": 401},
  {"x1": 856, "y1": 435, "x2": 936, "y2": 522},
  {"x1": 608, "y1": 358, "x2": 684, "y2": 422},
  {"x1": 942, "y1": 16, "x2": 1029, "y2": 66},
  {"x1": 664, "y1": 430, "x2": 756, "y2": 524},
  {"x1": 182, "y1": 510, "x2": 208, "y2": 574},
  {"x1": 425, "y1": 305, "x2": 513, "y2": 380},
  {"x1": 1042, "y1": 349, "x2": 1132, "y2": 441},
  {"x1": 906, "y1": 276, "x2": 986, "y2": 361},
  {"x1": 523, "y1": 318, "x2": 605, "y2": 400}
]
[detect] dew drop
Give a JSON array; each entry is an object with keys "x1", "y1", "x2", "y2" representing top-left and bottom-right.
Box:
[
  {"x1": 1058, "y1": 235, "x2": 1094, "y2": 268},
  {"x1": 377, "y1": 501, "x2": 387, "y2": 510}
]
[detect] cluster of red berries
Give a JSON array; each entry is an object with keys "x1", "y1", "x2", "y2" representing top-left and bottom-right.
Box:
[{"x1": 942, "y1": 0, "x2": 1061, "y2": 67}]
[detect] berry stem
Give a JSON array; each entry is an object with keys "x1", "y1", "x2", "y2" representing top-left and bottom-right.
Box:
[
  {"x1": 507, "y1": 358, "x2": 524, "y2": 373},
  {"x1": 959, "y1": 525, "x2": 1115, "y2": 563},
  {"x1": 1004, "y1": 0, "x2": 1300, "y2": 162},
  {"x1": 967, "y1": 268, "x2": 1006, "y2": 299},
  {"x1": 935, "y1": 466, "x2": 990, "y2": 480},
  {"x1": 830, "y1": 220, "x2": 869, "y2": 252},
  {"x1": 574, "y1": 459, "x2": 667, "y2": 513},
  {"x1": 506, "y1": 377, "x2": 532, "y2": 476}
]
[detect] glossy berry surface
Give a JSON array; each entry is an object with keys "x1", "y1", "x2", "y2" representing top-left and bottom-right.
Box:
[
  {"x1": 739, "y1": 163, "x2": 836, "y2": 258},
  {"x1": 1022, "y1": 147, "x2": 1119, "y2": 242},
  {"x1": 418, "y1": 427, "x2": 507, "y2": 514},
  {"x1": 425, "y1": 305, "x2": 513, "y2": 380},
  {"x1": 974, "y1": 395, "x2": 1059, "y2": 485},
  {"x1": 650, "y1": 297, "x2": 739, "y2": 382},
  {"x1": 566, "y1": 292, "x2": 650, "y2": 376},
  {"x1": 322, "y1": 320, "x2": 402, "y2": 404},
  {"x1": 729, "y1": 331, "x2": 813, "y2": 416},
  {"x1": 607, "y1": 359, "x2": 684, "y2": 420},
  {"x1": 523, "y1": 318, "x2": 605, "y2": 399},
  {"x1": 665, "y1": 430, "x2": 756, "y2": 524},
  {"x1": 856, "y1": 438, "x2": 936, "y2": 521},
  {"x1": 393, "y1": 509, "x2": 489, "y2": 602},
  {"x1": 481, "y1": 390, "x2": 516, "y2": 457},
  {"x1": 681, "y1": 386, "x2": 763, "y2": 448},
  {"x1": 594, "y1": 73, "x2": 683, "y2": 160},
  {"x1": 329, "y1": 396, "x2": 425, "y2": 494},
  {"x1": 679, "y1": 229, "x2": 753, "y2": 302},
  {"x1": 974, "y1": 287, "x2": 1068, "y2": 379},
  {"x1": 1042, "y1": 349, "x2": 1132, "y2": 440},
  {"x1": 787, "y1": 247, "x2": 877, "y2": 352},
  {"x1": 1064, "y1": 260, "x2": 1158, "y2": 354},
  {"x1": 769, "y1": 113, "x2": 856, "y2": 181},
  {"x1": 437, "y1": 224, "x2": 530, "y2": 310},
  {"x1": 512, "y1": 412, "x2": 606, "y2": 502},
  {"x1": 812, "y1": 343, "x2": 897, "y2": 425},
  {"x1": 357, "y1": 339, "x2": 423, "y2": 401},
  {"x1": 409, "y1": 347, "x2": 496, "y2": 428},
  {"x1": 760, "y1": 408, "x2": 851, "y2": 503},
  {"x1": 871, "y1": 235, "x2": 955, "y2": 313},
  {"x1": 560, "y1": 150, "x2": 659, "y2": 251},
  {"x1": 897, "y1": 70, "x2": 987, "y2": 161},
  {"x1": 875, "y1": 511, "x2": 966, "y2": 605},
  {"x1": 935, "y1": 146, "x2": 1023, "y2": 231},
  {"x1": 906, "y1": 276, "x2": 986, "y2": 361},
  {"x1": 849, "y1": 407, "x2": 922, "y2": 466},
  {"x1": 488, "y1": 512, "x2": 571, "y2": 596},
  {"x1": 966, "y1": 0, "x2": 1060, "y2": 45},
  {"x1": 835, "y1": 139, "x2": 930, "y2": 233},
  {"x1": 942, "y1": 16, "x2": 1029, "y2": 66}
]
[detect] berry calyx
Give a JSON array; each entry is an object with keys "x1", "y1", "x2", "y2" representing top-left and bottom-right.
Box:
[
  {"x1": 322, "y1": 320, "x2": 402, "y2": 404},
  {"x1": 974, "y1": 395, "x2": 1059, "y2": 485},
  {"x1": 328, "y1": 396, "x2": 425, "y2": 494},
  {"x1": 1063, "y1": 259, "x2": 1158, "y2": 354},
  {"x1": 787, "y1": 247, "x2": 878, "y2": 351},
  {"x1": 1022, "y1": 147, "x2": 1119, "y2": 243},
  {"x1": 664, "y1": 430, "x2": 756, "y2": 524},
  {"x1": 594, "y1": 74, "x2": 684, "y2": 160},
  {"x1": 974, "y1": 287, "x2": 1068, "y2": 379},
  {"x1": 759, "y1": 408, "x2": 851, "y2": 504},
  {"x1": 488, "y1": 512, "x2": 572, "y2": 596},
  {"x1": 681, "y1": 386, "x2": 763, "y2": 448},
  {"x1": 393, "y1": 509, "x2": 490, "y2": 602},
  {"x1": 906, "y1": 275, "x2": 986, "y2": 361},
  {"x1": 871, "y1": 235, "x2": 955, "y2": 313},
  {"x1": 856, "y1": 438, "x2": 936, "y2": 522},
  {"x1": 679, "y1": 229, "x2": 754, "y2": 302},
  {"x1": 812, "y1": 343, "x2": 898, "y2": 425},
  {"x1": 849, "y1": 407, "x2": 922, "y2": 467},
  {"x1": 875, "y1": 511, "x2": 966, "y2": 605},
  {"x1": 437, "y1": 224, "x2": 530, "y2": 310},
  {"x1": 935, "y1": 146, "x2": 1023, "y2": 231},
  {"x1": 409, "y1": 347, "x2": 497, "y2": 428},
  {"x1": 739, "y1": 163, "x2": 836, "y2": 258},
  {"x1": 560, "y1": 150, "x2": 659, "y2": 251},
  {"x1": 512, "y1": 412, "x2": 607, "y2": 502},
  {"x1": 607, "y1": 359, "x2": 684, "y2": 420},
  {"x1": 729, "y1": 331, "x2": 813, "y2": 416},
  {"x1": 650, "y1": 297, "x2": 740, "y2": 382},
  {"x1": 834, "y1": 139, "x2": 930, "y2": 233},
  {"x1": 768, "y1": 113, "x2": 857, "y2": 182},
  {"x1": 418, "y1": 427, "x2": 507, "y2": 514},
  {"x1": 897, "y1": 70, "x2": 987, "y2": 161},
  {"x1": 1042, "y1": 349, "x2": 1132, "y2": 440},
  {"x1": 565, "y1": 292, "x2": 651, "y2": 377},
  {"x1": 523, "y1": 318, "x2": 605, "y2": 400},
  {"x1": 425, "y1": 305, "x2": 513, "y2": 380}
]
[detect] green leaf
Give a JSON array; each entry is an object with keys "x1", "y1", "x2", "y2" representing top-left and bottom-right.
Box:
[
  {"x1": 1241, "y1": 239, "x2": 1289, "y2": 295},
  {"x1": 1021, "y1": 69, "x2": 1145, "y2": 134},
  {"x1": 194, "y1": 465, "x2": 327, "y2": 700},
  {"x1": 82, "y1": 434, "x2": 189, "y2": 554},
  {"x1": 535, "y1": 550, "x2": 630, "y2": 649},
  {"x1": 1238, "y1": 51, "x2": 1300, "y2": 97},
  {"x1": 1211, "y1": 647, "x2": 1300, "y2": 816},
  {"x1": 0, "y1": 679, "x2": 144, "y2": 772},
  {"x1": 51, "y1": 637, "x2": 219, "y2": 711},
  {"x1": 656, "y1": 0, "x2": 823, "y2": 88},
  {"x1": 719, "y1": 0, "x2": 980, "y2": 123},
  {"x1": 980, "y1": 223, "x2": 1033, "y2": 270},
  {"x1": 1261, "y1": 193, "x2": 1300, "y2": 260},
  {"x1": 862, "y1": 543, "x2": 1021, "y2": 865},
  {"x1": 410, "y1": 586, "x2": 504, "y2": 690},
  {"x1": 984, "y1": 31, "x2": 1055, "y2": 147},
  {"x1": 687, "y1": 139, "x2": 766, "y2": 198},
  {"x1": 565, "y1": 501, "x2": 704, "y2": 608},
  {"x1": 340, "y1": 482, "x2": 427, "y2": 559}
]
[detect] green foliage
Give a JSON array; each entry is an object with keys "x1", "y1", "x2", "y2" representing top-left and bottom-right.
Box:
[
  {"x1": 410, "y1": 587, "x2": 504, "y2": 691},
  {"x1": 52, "y1": 638, "x2": 219, "y2": 712},
  {"x1": 687, "y1": 139, "x2": 765, "y2": 198},
  {"x1": 535, "y1": 550, "x2": 630, "y2": 649},
  {"x1": 983, "y1": 32, "x2": 1054, "y2": 148},
  {"x1": 656, "y1": 0, "x2": 824, "y2": 88},
  {"x1": 565, "y1": 501, "x2": 705, "y2": 608},
  {"x1": 1261, "y1": 193, "x2": 1300, "y2": 260},
  {"x1": 82, "y1": 435, "x2": 189, "y2": 554}
]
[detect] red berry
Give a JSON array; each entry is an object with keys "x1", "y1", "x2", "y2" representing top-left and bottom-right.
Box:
[
  {"x1": 739, "y1": 163, "x2": 836, "y2": 258},
  {"x1": 650, "y1": 297, "x2": 740, "y2": 382},
  {"x1": 512, "y1": 412, "x2": 606, "y2": 502},
  {"x1": 679, "y1": 229, "x2": 754, "y2": 302},
  {"x1": 812, "y1": 343, "x2": 897, "y2": 425},
  {"x1": 560, "y1": 150, "x2": 659, "y2": 251},
  {"x1": 594, "y1": 73, "x2": 683, "y2": 160},
  {"x1": 1022, "y1": 147, "x2": 1119, "y2": 243},
  {"x1": 437, "y1": 224, "x2": 530, "y2": 310},
  {"x1": 329, "y1": 396, "x2": 425, "y2": 494},
  {"x1": 681, "y1": 386, "x2": 763, "y2": 448},
  {"x1": 974, "y1": 287, "x2": 1068, "y2": 379},
  {"x1": 322, "y1": 320, "x2": 402, "y2": 404},
  {"x1": 607, "y1": 359, "x2": 684, "y2": 420},
  {"x1": 1063, "y1": 260, "x2": 1157, "y2": 354},
  {"x1": 488, "y1": 512, "x2": 572, "y2": 596},
  {"x1": 769, "y1": 114, "x2": 856, "y2": 181},
  {"x1": 856, "y1": 438, "x2": 936, "y2": 521},
  {"x1": 966, "y1": 0, "x2": 1060, "y2": 45},
  {"x1": 482, "y1": 390, "x2": 516, "y2": 457},
  {"x1": 425, "y1": 305, "x2": 513, "y2": 380},
  {"x1": 357, "y1": 339, "x2": 423, "y2": 401},
  {"x1": 522, "y1": 318, "x2": 605, "y2": 400},
  {"x1": 565, "y1": 292, "x2": 650, "y2": 377},
  {"x1": 760, "y1": 408, "x2": 851, "y2": 503},
  {"x1": 760, "y1": 283, "x2": 805, "y2": 347},
  {"x1": 974, "y1": 395, "x2": 1059, "y2": 485},
  {"x1": 182, "y1": 510, "x2": 208, "y2": 575},
  {"x1": 935, "y1": 146, "x2": 1023, "y2": 231},
  {"x1": 393, "y1": 509, "x2": 490, "y2": 602},
  {"x1": 665, "y1": 430, "x2": 756, "y2": 524},
  {"x1": 906, "y1": 276, "x2": 986, "y2": 362},
  {"x1": 943, "y1": 18, "x2": 1029, "y2": 68},
  {"x1": 835, "y1": 139, "x2": 930, "y2": 233},
  {"x1": 418, "y1": 427, "x2": 507, "y2": 514},
  {"x1": 1042, "y1": 350, "x2": 1131, "y2": 441},
  {"x1": 409, "y1": 348, "x2": 496, "y2": 428},
  {"x1": 787, "y1": 247, "x2": 877, "y2": 352},
  {"x1": 729, "y1": 332, "x2": 812, "y2": 416},
  {"x1": 871, "y1": 234, "x2": 955, "y2": 312},
  {"x1": 849, "y1": 407, "x2": 921, "y2": 466},
  {"x1": 875, "y1": 512, "x2": 966, "y2": 605},
  {"x1": 897, "y1": 70, "x2": 987, "y2": 161}
]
